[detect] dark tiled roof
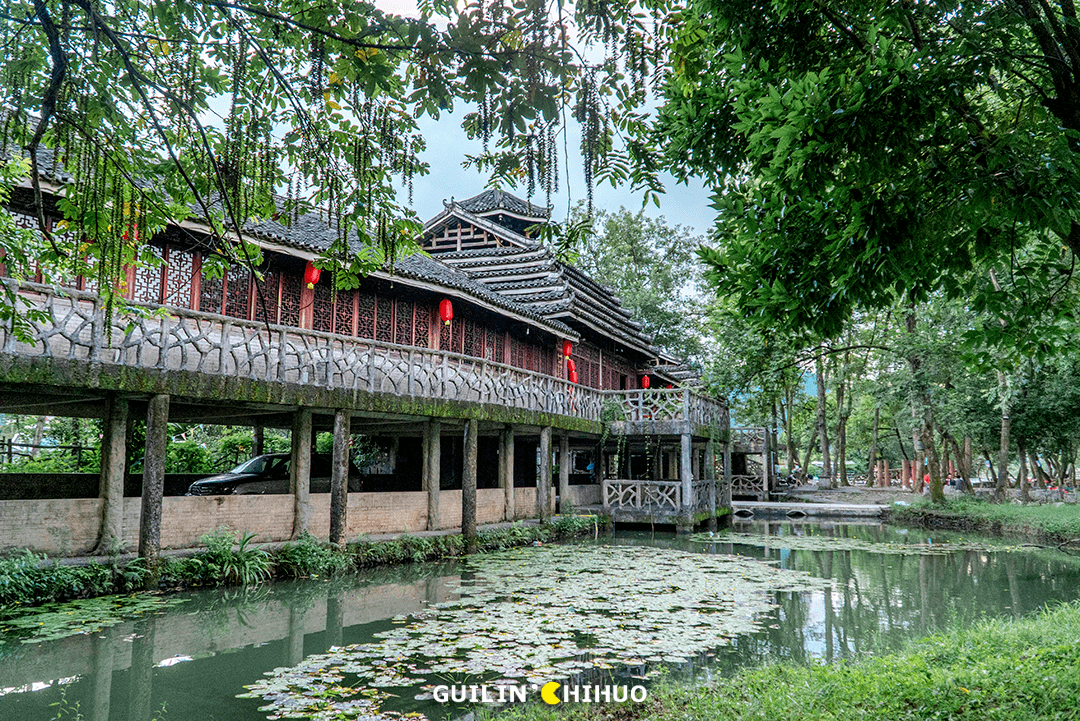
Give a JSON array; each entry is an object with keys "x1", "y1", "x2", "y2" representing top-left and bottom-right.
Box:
[
  {"x1": 452, "y1": 189, "x2": 551, "y2": 219},
  {"x1": 435, "y1": 243, "x2": 659, "y2": 359}
]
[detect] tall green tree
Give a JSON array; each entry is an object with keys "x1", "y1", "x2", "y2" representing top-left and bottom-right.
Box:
[
  {"x1": 657, "y1": 0, "x2": 1080, "y2": 343},
  {"x1": 573, "y1": 204, "x2": 705, "y2": 360}
]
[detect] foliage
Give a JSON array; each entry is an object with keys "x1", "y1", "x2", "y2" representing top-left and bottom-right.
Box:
[
  {"x1": 0, "y1": 551, "x2": 129, "y2": 608},
  {"x1": 274, "y1": 532, "x2": 354, "y2": 578},
  {"x1": 481, "y1": 601, "x2": 1080, "y2": 721},
  {"x1": 0, "y1": 593, "x2": 184, "y2": 644},
  {"x1": 194, "y1": 530, "x2": 272, "y2": 586},
  {"x1": 164, "y1": 439, "x2": 211, "y2": 474},
  {"x1": 658, "y1": 0, "x2": 1080, "y2": 346},
  {"x1": 894, "y1": 496, "x2": 1080, "y2": 545},
  {"x1": 572, "y1": 203, "x2": 706, "y2": 361},
  {"x1": 2, "y1": 0, "x2": 671, "y2": 311}
]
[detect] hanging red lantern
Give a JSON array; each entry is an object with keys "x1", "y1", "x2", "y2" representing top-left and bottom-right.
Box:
[
  {"x1": 562, "y1": 340, "x2": 573, "y2": 358},
  {"x1": 666, "y1": 384, "x2": 674, "y2": 389},
  {"x1": 641, "y1": 375, "x2": 651, "y2": 389},
  {"x1": 566, "y1": 358, "x2": 576, "y2": 375},
  {"x1": 569, "y1": 370, "x2": 579, "y2": 384},
  {"x1": 304, "y1": 261, "x2": 321, "y2": 289},
  {"x1": 439, "y1": 298, "x2": 453, "y2": 325}
]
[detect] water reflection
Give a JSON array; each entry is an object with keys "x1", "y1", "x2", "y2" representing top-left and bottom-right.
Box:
[{"x1": 2, "y1": 525, "x2": 1080, "y2": 720}]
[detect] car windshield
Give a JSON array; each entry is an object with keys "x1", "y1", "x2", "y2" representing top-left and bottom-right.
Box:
[{"x1": 228, "y1": 456, "x2": 285, "y2": 475}]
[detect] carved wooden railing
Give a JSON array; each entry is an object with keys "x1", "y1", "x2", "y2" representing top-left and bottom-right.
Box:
[
  {"x1": 730, "y1": 427, "x2": 766, "y2": 451},
  {"x1": 692, "y1": 478, "x2": 715, "y2": 513},
  {"x1": 601, "y1": 388, "x2": 728, "y2": 429},
  {"x1": 730, "y1": 474, "x2": 766, "y2": 499},
  {"x1": 602, "y1": 479, "x2": 682, "y2": 513}
]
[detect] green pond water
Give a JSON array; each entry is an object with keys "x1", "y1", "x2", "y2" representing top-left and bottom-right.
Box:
[{"x1": 3, "y1": 520, "x2": 1080, "y2": 720}]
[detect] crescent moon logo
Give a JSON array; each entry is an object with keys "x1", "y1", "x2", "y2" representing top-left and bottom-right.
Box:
[{"x1": 540, "y1": 681, "x2": 562, "y2": 705}]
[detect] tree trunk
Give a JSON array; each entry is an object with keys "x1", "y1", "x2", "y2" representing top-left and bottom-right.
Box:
[
  {"x1": 835, "y1": 375, "x2": 848, "y2": 486},
  {"x1": 815, "y1": 353, "x2": 832, "y2": 488},
  {"x1": 784, "y1": 385, "x2": 797, "y2": 471},
  {"x1": 996, "y1": 375, "x2": 1011, "y2": 501},
  {"x1": 963, "y1": 436, "x2": 974, "y2": 492},
  {"x1": 1018, "y1": 437, "x2": 1030, "y2": 503},
  {"x1": 799, "y1": 426, "x2": 818, "y2": 482},
  {"x1": 868, "y1": 407, "x2": 880, "y2": 486}
]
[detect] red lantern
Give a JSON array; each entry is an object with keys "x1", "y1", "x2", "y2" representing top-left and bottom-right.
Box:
[
  {"x1": 439, "y1": 298, "x2": 453, "y2": 325},
  {"x1": 562, "y1": 340, "x2": 573, "y2": 358},
  {"x1": 569, "y1": 370, "x2": 579, "y2": 384},
  {"x1": 566, "y1": 358, "x2": 576, "y2": 375},
  {"x1": 641, "y1": 375, "x2": 650, "y2": 389},
  {"x1": 304, "y1": 261, "x2": 321, "y2": 289},
  {"x1": 666, "y1": 384, "x2": 673, "y2": 389}
]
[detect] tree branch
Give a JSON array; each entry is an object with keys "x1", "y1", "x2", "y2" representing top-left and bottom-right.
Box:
[{"x1": 25, "y1": 0, "x2": 68, "y2": 258}]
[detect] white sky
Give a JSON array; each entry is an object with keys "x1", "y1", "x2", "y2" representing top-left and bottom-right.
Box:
[{"x1": 374, "y1": 0, "x2": 715, "y2": 234}]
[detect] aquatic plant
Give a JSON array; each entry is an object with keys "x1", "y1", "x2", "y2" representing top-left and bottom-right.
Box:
[
  {"x1": 199, "y1": 530, "x2": 272, "y2": 586},
  {"x1": 1, "y1": 594, "x2": 186, "y2": 644},
  {"x1": 240, "y1": 544, "x2": 829, "y2": 720}
]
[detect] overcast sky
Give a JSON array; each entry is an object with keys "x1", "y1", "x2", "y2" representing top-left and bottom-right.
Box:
[{"x1": 375, "y1": 0, "x2": 716, "y2": 234}]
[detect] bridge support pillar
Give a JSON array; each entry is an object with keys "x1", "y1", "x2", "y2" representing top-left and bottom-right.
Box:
[
  {"x1": 499, "y1": 426, "x2": 514, "y2": 521},
  {"x1": 538, "y1": 427, "x2": 552, "y2": 522},
  {"x1": 558, "y1": 434, "x2": 570, "y2": 513},
  {"x1": 253, "y1": 424, "x2": 265, "y2": 456},
  {"x1": 329, "y1": 409, "x2": 351, "y2": 548},
  {"x1": 290, "y1": 408, "x2": 313, "y2": 539},
  {"x1": 706, "y1": 437, "x2": 718, "y2": 531},
  {"x1": 94, "y1": 394, "x2": 128, "y2": 555},
  {"x1": 139, "y1": 394, "x2": 169, "y2": 577},
  {"x1": 679, "y1": 432, "x2": 693, "y2": 533},
  {"x1": 463, "y1": 419, "x2": 478, "y2": 553},
  {"x1": 424, "y1": 420, "x2": 441, "y2": 530},
  {"x1": 723, "y1": 437, "x2": 732, "y2": 508}
]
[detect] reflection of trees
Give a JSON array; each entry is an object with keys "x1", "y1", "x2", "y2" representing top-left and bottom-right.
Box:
[{"x1": 723, "y1": 522, "x2": 1080, "y2": 663}]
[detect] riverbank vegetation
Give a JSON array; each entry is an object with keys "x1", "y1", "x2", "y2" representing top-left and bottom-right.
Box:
[
  {"x1": 893, "y1": 497, "x2": 1080, "y2": 546},
  {"x1": 0, "y1": 516, "x2": 600, "y2": 610},
  {"x1": 483, "y1": 601, "x2": 1080, "y2": 721}
]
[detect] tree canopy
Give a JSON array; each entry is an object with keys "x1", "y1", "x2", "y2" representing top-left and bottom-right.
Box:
[
  {"x1": 1, "y1": 0, "x2": 670, "y2": 301},
  {"x1": 656, "y1": 0, "x2": 1080, "y2": 341}
]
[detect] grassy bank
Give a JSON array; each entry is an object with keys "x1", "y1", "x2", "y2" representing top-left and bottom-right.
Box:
[
  {"x1": 0, "y1": 515, "x2": 600, "y2": 610},
  {"x1": 892, "y1": 496, "x2": 1080, "y2": 545},
  {"x1": 483, "y1": 601, "x2": 1080, "y2": 721}
]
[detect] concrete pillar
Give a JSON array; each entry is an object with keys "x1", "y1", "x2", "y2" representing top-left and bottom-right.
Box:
[
  {"x1": 558, "y1": 434, "x2": 570, "y2": 513},
  {"x1": 706, "y1": 437, "x2": 718, "y2": 531},
  {"x1": 538, "y1": 427, "x2": 552, "y2": 521},
  {"x1": 94, "y1": 395, "x2": 128, "y2": 554},
  {"x1": 680, "y1": 433, "x2": 693, "y2": 521},
  {"x1": 463, "y1": 419, "x2": 478, "y2": 553},
  {"x1": 290, "y1": 408, "x2": 313, "y2": 539},
  {"x1": 138, "y1": 394, "x2": 169, "y2": 570},
  {"x1": 424, "y1": 420, "x2": 441, "y2": 531},
  {"x1": 761, "y1": 430, "x2": 771, "y2": 502},
  {"x1": 499, "y1": 426, "x2": 514, "y2": 521},
  {"x1": 329, "y1": 409, "x2": 351, "y2": 548},
  {"x1": 723, "y1": 439, "x2": 732, "y2": 508},
  {"x1": 253, "y1": 424, "x2": 265, "y2": 456}
]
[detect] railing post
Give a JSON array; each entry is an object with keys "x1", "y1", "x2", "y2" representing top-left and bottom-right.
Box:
[
  {"x1": 408, "y1": 349, "x2": 416, "y2": 396},
  {"x1": 276, "y1": 329, "x2": 287, "y2": 382},
  {"x1": 220, "y1": 320, "x2": 232, "y2": 374},
  {"x1": 157, "y1": 315, "x2": 170, "y2": 369}
]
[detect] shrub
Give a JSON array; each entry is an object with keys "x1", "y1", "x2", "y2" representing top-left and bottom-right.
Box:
[
  {"x1": 196, "y1": 530, "x2": 272, "y2": 586},
  {"x1": 275, "y1": 533, "x2": 354, "y2": 577}
]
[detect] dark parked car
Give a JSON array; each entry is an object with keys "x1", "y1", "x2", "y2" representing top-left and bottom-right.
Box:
[{"x1": 185, "y1": 453, "x2": 361, "y2": 495}]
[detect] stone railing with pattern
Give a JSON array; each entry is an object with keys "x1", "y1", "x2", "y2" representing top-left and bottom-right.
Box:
[
  {"x1": 691, "y1": 478, "x2": 715, "y2": 513},
  {"x1": 3, "y1": 282, "x2": 729, "y2": 429},
  {"x1": 730, "y1": 427, "x2": 766, "y2": 452},
  {"x1": 2, "y1": 282, "x2": 611, "y2": 420},
  {"x1": 730, "y1": 474, "x2": 766, "y2": 499},
  {"x1": 602, "y1": 479, "x2": 682, "y2": 513},
  {"x1": 601, "y1": 387, "x2": 728, "y2": 430}
]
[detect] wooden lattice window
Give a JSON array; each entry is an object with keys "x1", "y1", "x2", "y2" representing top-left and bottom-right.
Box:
[
  {"x1": 463, "y1": 318, "x2": 481, "y2": 358},
  {"x1": 439, "y1": 316, "x2": 451, "y2": 352},
  {"x1": 357, "y1": 290, "x2": 375, "y2": 338},
  {"x1": 252, "y1": 269, "x2": 280, "y2": 324},
  {"x1": 224, "y1": 268, "x2": 252, "y2": 320},
  {"x1": 334, "y1": 289, "x2": 356, "y2": 336},
  {"x1": 492, "y1": 330, "x2": 504, "y2": 364},
  {"x1": 395, "y1": 298, "x2": 414, "y2": 345},
  {"x1": 510, "y1": 337, "x2": 524, "y2": 369},
  {"x1": 312, "y1": 280, "x2": 334, "y2": 333},
  {"x1": 163, "y1": 245, "x2": 196, "y2": 309},
  {"x1": 131, "y1": 246, "x2": 164, "y2": 304},
  {"x1": 199, "y1": 272, "x2": 224, "y2": 315},
  {"x1": 414, "y1": 301, "x2": 430, "y2": 348},
  {"x1": 375, "y1": 294, "x2": 393, "y2": 343},
  {"x1": 279, "y1": 272, "x2": 302, "y2": 327}
]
